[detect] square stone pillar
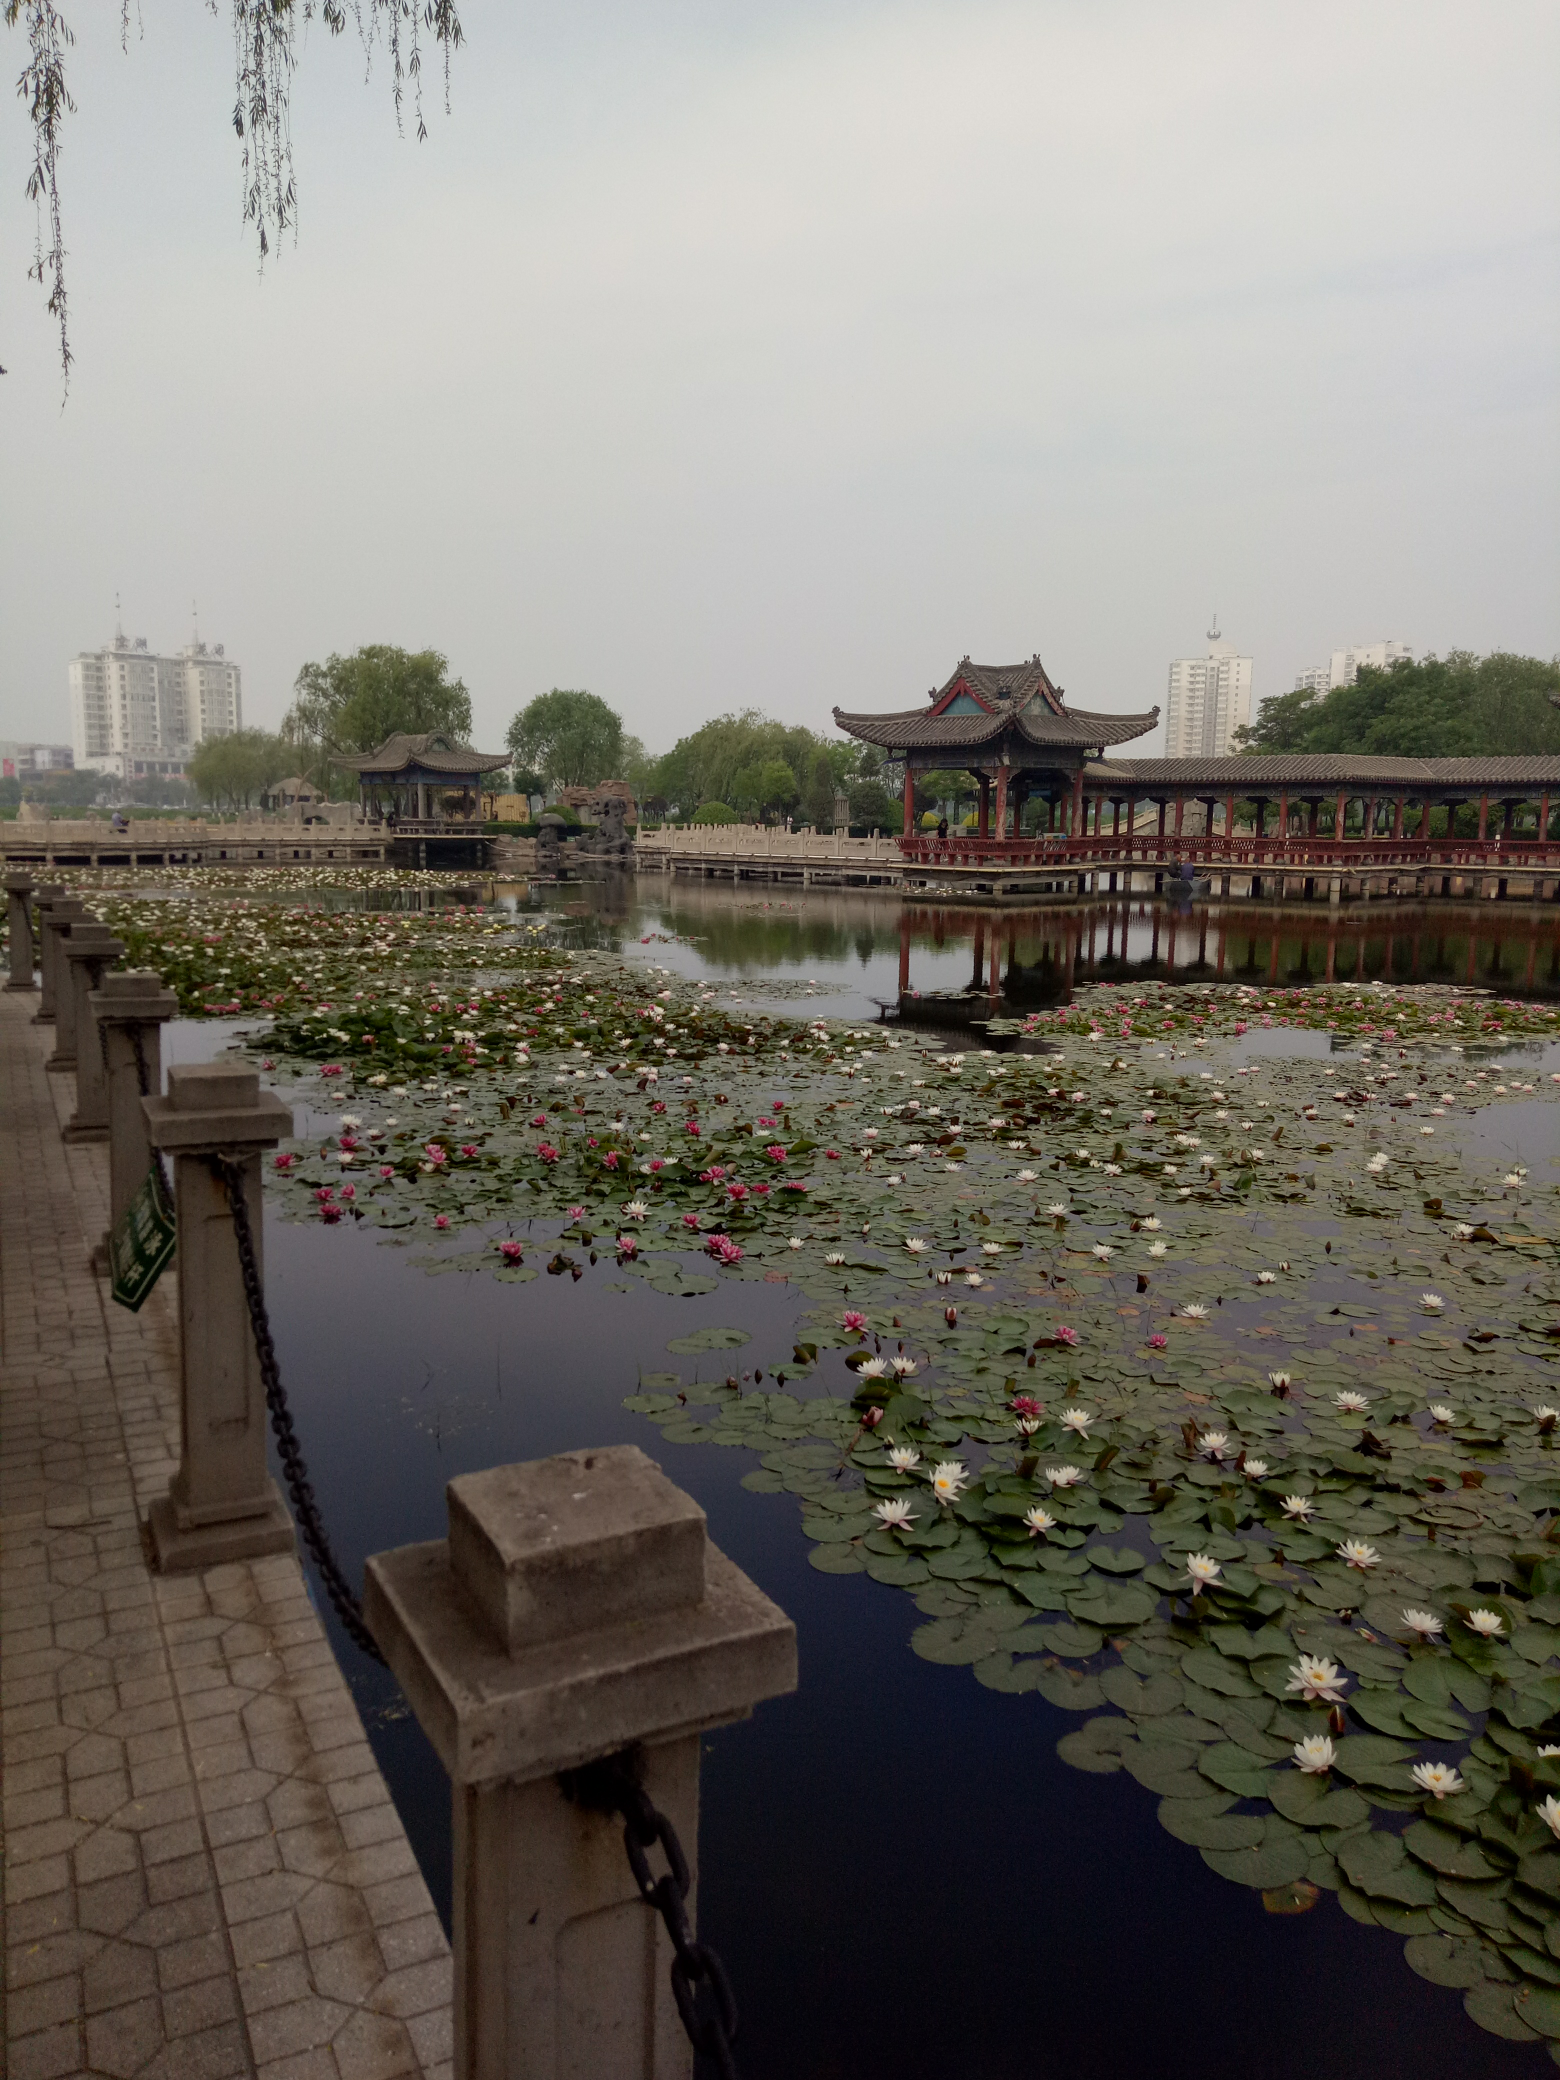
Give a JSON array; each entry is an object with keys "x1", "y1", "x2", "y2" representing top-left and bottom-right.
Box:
[
  {"x1": 4, "y1": 872, "x2": 39, "y2": 990},
  {"x1": 62, "y1": 925, "x2": 125, "y2": 1142},
  {"x1": 37, "y1": 894, "x2": 85, "y2": 1034},
  {"x1": 88, "y1": 971, "x2": 179, "y2": 1271},
  {"x1": 143, "y1": 1063, "x2": 297, "y2": 1571},
  {"x1": 365, "y1": 1446, "x2": 797, "y2": 2080}
]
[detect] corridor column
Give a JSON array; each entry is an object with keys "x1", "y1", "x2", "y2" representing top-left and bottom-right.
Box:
[
  {"x1": 4, "y1": 872, "x2": 38, "y2": 991},
  {"x1": 902, "y1": 766, "x2": 915, "y2": 838},
  {"x1": 978, "y1": 776, "x2": 990, "y2": 838}
]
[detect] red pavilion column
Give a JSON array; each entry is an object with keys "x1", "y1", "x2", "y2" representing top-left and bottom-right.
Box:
[
  {"x1": 978, "y1": 776, "x2": 990, "y2": 838},
  {"x1": 993, "y1": 766, "x2": 1010, "y2": 842},
  {"x1": 1541, "y1": 794, "x2": 1551, "y2": 844},
  {"x1": 1392, "y1": 797, "x2": 1404, "y2": 839},
  {"x1": 1070, "y1": 769, "x2": 1084, "y2": 837},
  {"x1": 1173, "y1": 796, "x2": 1185, "y2": 839},
  {"x1": 1477, "y1": 795, "x2": 1490, "y2": 841},
  {"x1": 1335, "y1": 793, "x2": 1347, "y2": 841},
  {"x1": 902, "y1": 766, "x2": 915, "y2": 838}
]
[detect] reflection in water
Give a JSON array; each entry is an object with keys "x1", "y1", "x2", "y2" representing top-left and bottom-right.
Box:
[{"x1": 488, "y1": 876, "x2": 1560, "y2": 1023}]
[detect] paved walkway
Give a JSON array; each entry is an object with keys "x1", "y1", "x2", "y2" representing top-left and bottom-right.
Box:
[{"x1": 1, "y1": 993, "x2": 452, "y2": 2080}]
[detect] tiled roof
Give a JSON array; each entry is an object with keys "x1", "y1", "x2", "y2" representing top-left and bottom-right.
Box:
[
  {"x1": 1087, "y1": 755, "x2": 1560, "y2": 790},
  {"x1": 333, "y1": 732, "x2": 510, "y2": 776},
  {"x1": 834, "y1": 703, "x2": 1158, "y2": 751},
  {"x1": 935, "y1": 656, "x2": 1066, "y2": 714}
]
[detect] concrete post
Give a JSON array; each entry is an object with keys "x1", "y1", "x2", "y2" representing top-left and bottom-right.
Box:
[
  {"x1": 44, "y1": 904, "x2": 96, "y2": 1070},
  {"x1": 365, "y1": 1446, "x2": 797, "y2": 2080},
  {"x1": 142, "y1": 1063, "x2": 297, "y2": 1571},
  {"x1": 62, "y1": 924, "x2": 125, "y2": 1142},
  {"x1": 4, "y1": 872, "x2": 39, "y2": 990},
  {"x1": 36, "y1": 893, "x2": 85, "y2": 1031},
  {"x1": 89, "y1": 971, "x2": 179, "y2": 1272}
]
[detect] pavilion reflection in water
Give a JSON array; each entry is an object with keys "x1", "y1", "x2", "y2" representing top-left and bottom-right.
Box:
[{"x1": 894, "y1": 896, "x2": 1560, "y2": 1021}]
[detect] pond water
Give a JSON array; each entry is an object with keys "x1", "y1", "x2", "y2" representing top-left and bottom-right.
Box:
[{"x1": 120, "y1": 870, "x2": 1560, "y2": 2080}]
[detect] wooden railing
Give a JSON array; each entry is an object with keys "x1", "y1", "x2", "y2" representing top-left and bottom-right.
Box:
[{"x1": 896, "y1": 832, "x2": 1560, "y2": 871}]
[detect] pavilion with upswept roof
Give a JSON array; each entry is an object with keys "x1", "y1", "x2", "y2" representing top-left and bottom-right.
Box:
[
  {"x1": 834, "y1": 654, "x2": 1159, "y2": 837},
  {"x1": 334, "y1": 732, "x2": 510, "y2": 826}
]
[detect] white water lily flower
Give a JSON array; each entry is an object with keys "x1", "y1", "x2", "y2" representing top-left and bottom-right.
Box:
[
  {"x1": 1184, "y1": 1552, "x2": 1222, "y2": 1595},
  {"x1": 931, "y1": 1460, "x2": 968, "y2": 1503},
  {"x1": 1142, "y1": 1217, "x2": 1162, "y2": 1231},
  {"x1": 1412, "y1": 1761, "x2": 1466, "y2": 1801},
  {"x1": 1540, "y1": 1797, "x2": 1560, "y2": 1841},
  {"x1": 1334, "y1": 1390, "x2": 1370, "y2": 1413},
  {"x1": 1091, "y1": 1244, "x2": 1113, "y2": 1261},
  {"x1": 1163, "y1": 1165, "x2": 1179, "y2": 1176},
  {"x1": 1337, "y1": 1538, "x2": 1380, "y2": 1570},
  {"x1": 1046, "y1": 1464, "x2": 1084, "y2": 1489},
  {"x1": 622, "y1": 1199, "x2": 650, "y2": 1219},
  {"x1": 1420, "y1": 1125, "x2": 1435, "y2": 1136},
  {"x1": 1505, "y1": 1173, "x2": 1524, "y2": 1188},
  {"x1": 824, "y1": 1251, "x2": 846, "y2": 1265},
  {"x1": 1536, "y1": 1407, "x2": 1560, "y2": 1431},
  {"x1": 904, "y1": 1237, "x2": 929, "y2": 1254},
  {"x1": 1244, "y1": 1458, "x2": 1270, "y2": 1480},
  {"x1": 856, "y1": 1358, "x2": 889, "y2": 1379},
  {"x1": 1281, "y1": 1494, "x2": 1314, "y2": 1520},
  {"x1": 1180, "y1": 1302, "x2": 1209, "y2": 1320},
  {"x1": 1367, "y1": 1153, "x2": 1389, "y2": 1173},
  {"x1": 787, "y1": 1237, "x2": 805, "y2": 1250},
  {"x1": 889, "y1": 1355, "x2": 919, "y2": 1377},
  {"x1": 1465, "y1": 1608, "x2": 1505, "y2": 1638},
  {"x1": 981, "y1": 1242, "x2": 1003, "y2": 1256},
  {"x1": 1288, "y1": 1654, "x2": 1348, "y2": 1704},
  {"x1": 1048, "y1": 1204, "x2": 1069, "y2": 1216},
  {"x1": 1255, "y1": 1269, "x2": 1276, "y2": 1283},
  {"x1": 1017, "y1": 1169, "x2": 1038, "y2": 1183},
  {"x1": 1293, "y1": 1735, "x2": 1337, "y2": 1775},
  {"x1": 1452, "y1": 1223, "x2": 1476, "y2": 1240},
  {"x1": 1060, "y1": 1407, "x2": 1094, "y2": 1436},
  {"x1": 1148, "y1": 1241, "x2": 1168, "y2": 1257},
  {"x1": 934, "y1": 1269, "x2": 954, "y2": 1285},
  {"x1": 1398, "y1": 1608, "x2": 1443, "y2": 1640},
  {"x1": 1428, "y1": 1404, "x2": 1455, "y2": 1425},
  {"x1": 1199, "y1": 1430, "x2": 1230, "y2": 1461},
  {"x1": 1024, "y1": 1506, "x2": 1057, "y2": 1536},
  {"x1": 872, "y1": 1499, "x2": 918, "y2": 1531},
  {"x1": 887, "y1": 1446, "x2": 921, "y2": 1470},
  {"x1": 904, "y1": 1143, "x2": 925, "y2": 1157},
  {"x1": 1269, "y1": 1371, "x2": 1293, "y2": 1390},
  {"x1": 1420, "y1": 1292, "x2": 1445, "y2": 1312}
]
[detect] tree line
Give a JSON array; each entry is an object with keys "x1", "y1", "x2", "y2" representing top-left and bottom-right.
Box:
[{"x1": 1236, "y1": 652, "x2": 1560, "y2": 757}]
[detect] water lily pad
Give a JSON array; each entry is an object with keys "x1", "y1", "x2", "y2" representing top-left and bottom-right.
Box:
[
  {"x1": 1463, "y1": 1982, "x2": 1540, "y2": 2042},
  {"x1": 808, "y1": 1544, "x2": 866, "y2": 1575},
  {"x1": 1404, "y1": 1933, "x2": 1499, "y2": 1988},
  {"x1": 1066, "y1": 1578, "x2": 1157, "y2": 1628},
  {"x1": 1034, "y1": 1668, "x2": 1105, "y2": 1711},
  {"x1": 1337, "y1": 1831, "x2": 1439, "y2": 1906},
  {"x1": 1198, "y1": 1744, "x2": 1275, "y2": 1798},
  {"x1": 1158, "y1": 1798, "x2": 1262, "y2": 1851},
  {"x1": 1404, "y1": 1819, "x2": 1502, "y2": 1880},
  {"x1": 1202, "y1": 1829, "x2": 1309, "y2": 1889}
]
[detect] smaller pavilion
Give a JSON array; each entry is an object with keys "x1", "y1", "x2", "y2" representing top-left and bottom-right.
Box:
[
  {"x1": 334, "y1": 733, "x2": 510, "y2": 826},
  {"x1": 834, "y1": 655, "x2": 1159, "y2": 837}
]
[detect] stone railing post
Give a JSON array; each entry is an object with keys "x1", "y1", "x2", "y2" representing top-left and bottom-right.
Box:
[
  {"x1": 5, "y1": 871, "x2": 39, "y2": 991},
  {"x1": 62, "y1": 924, "x2": 126, "y2": 1142},
  {"x1": 46, "y1": 908, "x2": 105, "y2": 1071},
  {"x1": 88, "y1": 971, "x2": 179, "y2": 1269},
  {"x1": 142, "y1": 1063, "x2": 297, "y2": 1570},
  {"x1": 365, "y1": 1445, "x2": 797, "y2": 2080},
  {"x1": 35, "y1": 891, "x2": 83, "y2": 1030}
]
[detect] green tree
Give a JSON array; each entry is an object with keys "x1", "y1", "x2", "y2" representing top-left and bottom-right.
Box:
[
  {"x1": 800, "y1": 748, "x2": 837, "y2": 829},
  {"x1": 649, "y1": 708, "x2": 858, "y2": 816},
  {"x1": 691, "y1": 800, "x2": 738, "y2": 824},
  {"x1": 284, "y1": 646, "x2": 474, "y2": 792},
  {"x1": 187, "y1": 730, "x2": 291, "y2": 811},
  {"x1": 847, "y1": 777, "x2": 896, "y2": 831},
  {"x1": 506, "y1": 689, "x2": 624, "y2": 788},
  {"x1": 1235, "y1": 652, "x2": 1560, "y2": 758},
  {"x1": 758, "y1": 758, "x2": 798, "y2": 819}
]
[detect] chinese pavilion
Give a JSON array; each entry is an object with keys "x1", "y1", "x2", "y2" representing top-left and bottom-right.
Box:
[
  {"x1": 334, "y1": 732, "x2": 510, "y2": 826},
  {"x1": 833, "y1": 655, "x2": 1159, "y2": 838}
]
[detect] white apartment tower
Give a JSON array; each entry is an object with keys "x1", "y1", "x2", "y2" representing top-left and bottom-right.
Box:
[
  {"x1": 69, "y1": 613, "x2": 242, "y2": 779},
  {"x1": 1293, "y1": 639, "x2": 1414, "y2": 694},
  {"x1": 1164, "y1": 621, "x2": 1253, "y2": 759}
]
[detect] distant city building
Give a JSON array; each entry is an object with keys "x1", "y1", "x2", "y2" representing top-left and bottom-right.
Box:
[
  {"x1": 1293, "y1": 638, "x2": 1413, "y2": 694},
  {"x1": 0, "y1": 741, "x2": 74, "y2": 778},
  {"x1": 1164, "y1": 622, "x2": 1253, "y2": 759},
  {"x1": 69, "y1": 611, "x2": 242, "y2": 779}
]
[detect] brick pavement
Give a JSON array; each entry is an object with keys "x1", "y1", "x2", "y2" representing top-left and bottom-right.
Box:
[{"x1": 1, "y1": 994, "x2": 452, "y2": 2080}]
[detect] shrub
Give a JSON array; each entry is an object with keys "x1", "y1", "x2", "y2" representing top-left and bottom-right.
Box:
[{"x1": 691, "y1": 801, "x2": 739, "y2": 825}]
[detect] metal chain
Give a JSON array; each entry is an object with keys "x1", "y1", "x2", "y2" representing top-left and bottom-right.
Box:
[
  {"x1": 207, "y1": 1155, "x2": 386, "y2": 1665},
  {"x1": 565, "y1": 1752, "x2": 740, "y2": 2078}
]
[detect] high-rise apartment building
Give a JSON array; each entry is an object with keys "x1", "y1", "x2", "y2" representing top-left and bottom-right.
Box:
[
  {"x1": 1293, "y1": 638, "x2": 1413, "y2": 694},
  {"x1": 69, "y1": 617, "x2": 242, "y2": 779},
  {"x1": 1164, "y1": 622, "x2": 1253, "y2": 759}
]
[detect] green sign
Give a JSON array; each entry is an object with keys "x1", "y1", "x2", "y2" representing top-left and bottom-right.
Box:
[{"x1": 109, "y1": 1167, "x2": 176, "y2": 1312}]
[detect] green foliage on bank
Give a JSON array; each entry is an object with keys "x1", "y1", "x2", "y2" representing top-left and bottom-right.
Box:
[{"x1": 1238, "y1": 653, "x2": 1560, "y2": 758}]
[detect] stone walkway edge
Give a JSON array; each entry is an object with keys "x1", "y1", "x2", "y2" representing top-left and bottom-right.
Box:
[{"x1": 2, "y1": 993, "x2": 452, "y2": 2080}]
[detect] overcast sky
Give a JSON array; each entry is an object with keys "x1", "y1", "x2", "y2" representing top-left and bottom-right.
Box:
[{"x1": 2, "y1": 0, "x2": 1556, "y2": 759}]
